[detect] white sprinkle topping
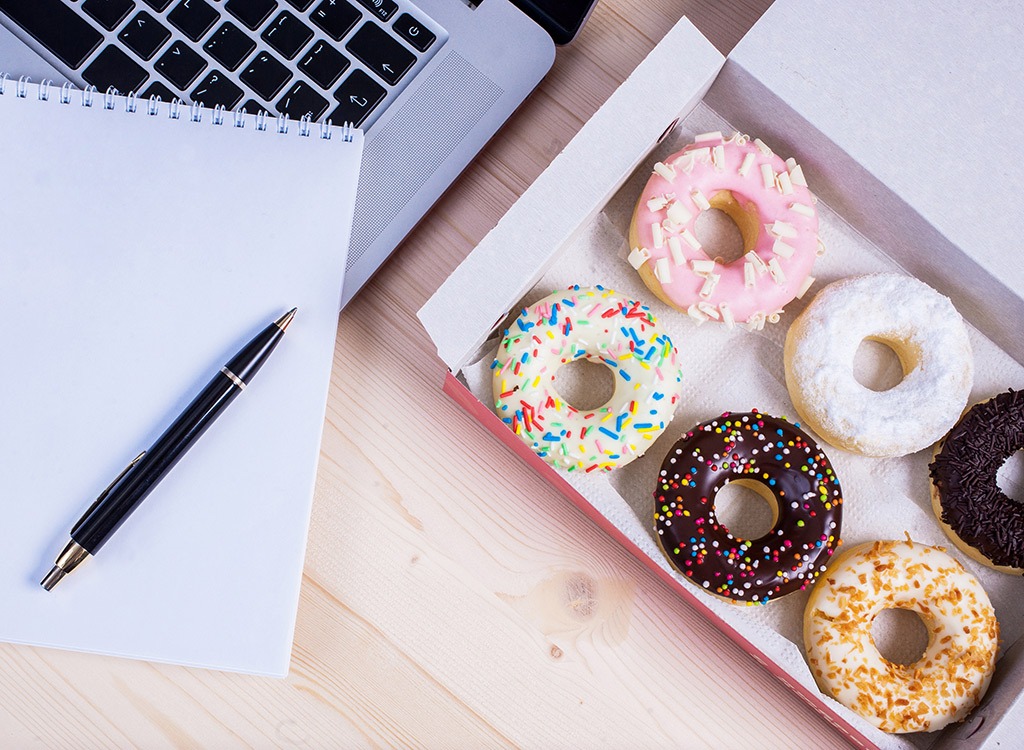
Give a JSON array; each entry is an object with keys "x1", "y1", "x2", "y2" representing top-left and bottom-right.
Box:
[
  {"x1": 687, "y1": 304, "x2": 709, "y2": 324},
  {"x1": 745, "y1": 251, "x2": 768, "y2": 274},
  {"x1": 691, "y1": 259, "x2": 716, "y2": 276},
  {"x1": 667, "y1": 201, "x2": 692, "y2": 226},
  {"x1": 776, "y1": 170, "x2": 794, "y2": 195},
  {"x1": 662, "y1": 219, "x2": 682, "y2": 234},
  {"x1": 700, "y1": 273, "x2": 721, "y2": 298},
  {"x1": 768, "y1": 258, "x2": 786, "y2": 284},
  {"x1": 651, "y1": 222, "x2": 664, "y2": 249},
  {"x1": 790, "y1": 202, "x2": 814, "y2": 217},
  {"x1": 627, "y1": 246, "x2": 651, "y2": 269},
  {"x1": 770, "y1": 220, "x2": 798, "y2": 238},
  {"x1": 695, "y1": 130, "x2": 723, "y2": 142},
  {"x1": 796, "y1": 275, "x2": 815, "y2": 299},
  {"x1": 688, "y1": 146, "x2": 712, "y2": 163},
  {"x1": 754, "y1": 138, "x2": 773, "y2": 157},
  {"x1": 772, "y1": 239, "x2": 795, "y2": 258},
  {"x1": 790, "y1": 164, "x2": 807, "y2": 186},
  {"x1": 761, "y1": 163, "x2": 775, "y2": 190},
  {"x1": 786, "y1": 157, "x2": 797, "y2": 171},
  {"x1": 712, "y1": 144, "x2": 725, "y2": 171},
  {"x1": 654, "y1": 161, "x2": 676, "y2": 181},
  {"x1": 697, "y1": 301, "x2": 720, "y2": 320},
  {"x1": 647, "y1": 195, "x2": 669, "y2": 212},
  {"x1": 691, "y1": 189, "x2": 711, "y2": 211},
  {"x1": 817, "y1": 237, "x2": 827, "y2": 256},
  {"x1": 681, "y1": 229, "x2": 702, "y2": 250},
  {"x1": 668, "y1": 236, "x2": 685, "y2": 266},
  {"x1": 744, "y1": 262, "x2": 756, "y2": 288},
  {"x1": 746, "y1": 311, "x2": 766, "y2": 331},
  {"x1": 720, "y1": 302, "x2": 735, "y2": 329},
  {"x1": 738, "y1": 152, "x2": 756, "y2": 177},
  {"x1": 768, "y1": 312, "x2": 782, "y2": 324},
  {"x1": 655, "y1": 257, "x2": 672, "y2": 283}
]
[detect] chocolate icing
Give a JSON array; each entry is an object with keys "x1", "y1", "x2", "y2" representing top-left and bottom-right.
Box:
[
  {"x1": 654, "y1": 410, "x2": 843, "y2": 604},
  {"x1": 929, "y1": 389, "x2": 1024, "y2": 570}
]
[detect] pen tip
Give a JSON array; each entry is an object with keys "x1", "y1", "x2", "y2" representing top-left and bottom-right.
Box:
[
  {"x1": 40, "y1": 566, "x2": 66, "y2": 591},
  {"x1": 275, "y1": 308, "x2": 297, "y2": 332}
]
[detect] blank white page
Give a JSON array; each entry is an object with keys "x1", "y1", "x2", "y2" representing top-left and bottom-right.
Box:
[{"x1": 0, "y1": 84, "x2": 362, "y2": 676}]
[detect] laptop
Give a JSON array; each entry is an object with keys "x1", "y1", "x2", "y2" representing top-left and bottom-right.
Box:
[{"x1": 0, "y1": 0, "x2": 597, "y2": 307}]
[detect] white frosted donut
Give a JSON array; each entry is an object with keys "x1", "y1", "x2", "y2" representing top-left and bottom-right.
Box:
[
  {"x1": 628, "y1": 131, "x2": 821, "y2": 330},
  {"x1": 784, "y1": 274, "x2": 973, "y2": 457},
  {"x1": 804, "y1": 540, "x2": 998, "y2": 733},
  {"x1": 492, "y1": 285, "x2": 684, "y2": 472}
]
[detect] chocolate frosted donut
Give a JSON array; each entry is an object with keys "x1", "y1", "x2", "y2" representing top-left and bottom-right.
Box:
[
  {"x1": 930, "y1": 390, "x2": 1024, "y2": 572},
  {"x1": 654, "y1": 410, "x2": 843, "y2": 604}
]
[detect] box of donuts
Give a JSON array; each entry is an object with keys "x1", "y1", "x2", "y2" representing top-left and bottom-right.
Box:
[{"x1": 419, "y1": 3, "x2": 1024, "y2": 747}]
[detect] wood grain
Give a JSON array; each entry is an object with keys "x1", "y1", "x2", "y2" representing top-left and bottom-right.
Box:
[{"x1": 1, "y1": 1, "x2": 858, "y2": 747}]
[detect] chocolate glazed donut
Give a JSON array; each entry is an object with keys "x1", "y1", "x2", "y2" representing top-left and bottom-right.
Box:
[
  {"x1": 930, "y1": 389, "x2": 1024, "y2": 571},
  {"x1": 654, "y1": 410, "x2": 843, "y2": 604}
]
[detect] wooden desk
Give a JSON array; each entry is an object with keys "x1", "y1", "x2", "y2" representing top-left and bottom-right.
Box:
[{"x1": 2, "y1": 2, "x2": 856, "y2": 747}]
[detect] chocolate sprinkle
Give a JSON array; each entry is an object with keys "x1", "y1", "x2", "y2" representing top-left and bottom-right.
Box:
[{"x1": 929, "y1": 389, "x2": 1024, "y2": 570}]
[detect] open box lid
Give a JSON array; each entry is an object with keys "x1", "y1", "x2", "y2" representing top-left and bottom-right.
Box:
[
  {"x1": 709, "y1": 0, "x2": 1024, "y2": 363},
  {"x1": 418, "y1": 18, "x2": 726, "y2": 371}
]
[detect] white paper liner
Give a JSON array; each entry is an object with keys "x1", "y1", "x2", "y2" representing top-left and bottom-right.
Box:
[{"x1": 461, "y1": 104, "x2": 1024, "y2": 747}]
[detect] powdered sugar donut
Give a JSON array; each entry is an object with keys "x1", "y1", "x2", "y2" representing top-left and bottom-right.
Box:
[
  {"x1": 628, "y1": 131, "x2": 821, "y2": 329},
  {"x1": 492, "y1": 286, "x2": 684, "y2": 472},
  {"x1": 804, "y1": 539, "x2": 998, "y2": 733},
  {"x1": 784, "y1": 274, "x2": 973, "y2": 457}
]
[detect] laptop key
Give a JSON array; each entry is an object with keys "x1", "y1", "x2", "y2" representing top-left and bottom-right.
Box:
[
  {"x1": 329, "y1": 68, "x2": 384, "y2": 127},
  {"x1": 261, "y1": 11, "x2": 313, "y2": 60},
  {"x1": 240, "y1": 98, "x2": 272, "y2": 116},
  {"x1": 354, "y1": 0, "x2": 396, "y2": 22},
  {"x1": 204, "y1": 22, "x2": 257, "y2": 71},
  {"x1": 298, "y1": 39, "x2": 348, "y2": 89},
  {"x1": 225, "y1": 0, "x2": 278, "y2": 30},
  {"x1": 167, "y1": 0, "x2": 221, "y2": 42},
  {"x1": 276, "y1": 80, "x2": 328, "y2": 121},
  {"x1": 309, "y1": 0, "x2": 359, "y2": 42},
  {"x1": 285, "y1": 0, "x2": 315, "y2": 9},
  {"x1": 82, "y1": 45, "x2": 149, "y2": 94},
  {"x1": 393, "y1": 13, "x2": 434, "y2": 53},
  {"x1": 0, "y1": 0, "x2": 103, "y2": 69},
  {"x1": 140, "y1": 80, "x2": 179, "y2": 103},
  {"x1": 346, "y1": 22, "x2": 414, "y2": 86},
  {"x1": 118, "y1": 12, "x2": 171, "y2": 61},
  {"x1": 142, "y1": 0, "x2": 174, "y2": 10},
  {"x1": 155, "y1": 39, "x2": 207, "y2": 89},
  {"x1": 83, "y1": 0, "x2": 136, "y2": 32},
  {"x1": 239, "y1": 50, "x2": 291, "y2": 100},
  {"x1": 191, "y1": 70, "x2": 244, "y2": 109}
]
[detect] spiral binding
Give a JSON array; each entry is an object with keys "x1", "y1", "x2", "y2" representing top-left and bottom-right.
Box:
[{"x1": 0, "y1": 74, "x2": 354, "y2": 142}]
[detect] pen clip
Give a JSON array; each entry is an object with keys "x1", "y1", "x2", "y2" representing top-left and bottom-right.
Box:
[{"x1": 80, "y1": 451, "x2": 147, "y2": 518}]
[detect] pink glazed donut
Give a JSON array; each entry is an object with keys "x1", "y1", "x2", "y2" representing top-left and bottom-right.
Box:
[{"x1": 628, "y1": 131, "x2": 821, "y2": 329}]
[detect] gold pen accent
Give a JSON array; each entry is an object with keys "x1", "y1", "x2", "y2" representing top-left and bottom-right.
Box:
[{"x1": 40, "y1": 450, "x2": 146, "y2": 591}]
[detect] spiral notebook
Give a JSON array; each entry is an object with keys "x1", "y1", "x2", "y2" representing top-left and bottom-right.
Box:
[{"x1": 0, "y1": 79, "x2": 362, "y2": 676}]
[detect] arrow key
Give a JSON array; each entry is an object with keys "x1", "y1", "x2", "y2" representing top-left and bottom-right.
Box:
[{"x1": 330, "y1": 69, "x2": 385, "y2": 127}]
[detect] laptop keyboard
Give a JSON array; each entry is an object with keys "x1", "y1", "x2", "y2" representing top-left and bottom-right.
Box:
[{"x1": 0, "y1": 0, "x2": 447, "y2": 128}]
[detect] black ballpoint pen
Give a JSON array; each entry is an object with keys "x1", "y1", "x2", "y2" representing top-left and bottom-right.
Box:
[{"x1": 40, "y1": 308, "x2": 297, "y2": 591}]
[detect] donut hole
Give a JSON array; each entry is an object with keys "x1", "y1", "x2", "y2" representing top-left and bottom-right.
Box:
[
  {"x1": 853, "y1": 337, "x2": 909, "y2": 392},
  {"x1": 553, "y1": 358, "x2": 616, "y2": 411},
  {"x1": 871, "y1": 608, "x2": 930, "y2": 666},
  {"x1": 713, "y1": 479, "x2": 779, "y2": 541},
  {"x1": 997, "y1": 449, "x2": 1024, "y2": 503},
  {"x1": 693, "y1": 191, "x2": 758, "y2": 265}
]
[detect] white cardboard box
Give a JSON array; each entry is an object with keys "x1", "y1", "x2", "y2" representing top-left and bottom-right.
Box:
[{"x1": 420, "y1": 4, "x2": 1024, "y2": 748}]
